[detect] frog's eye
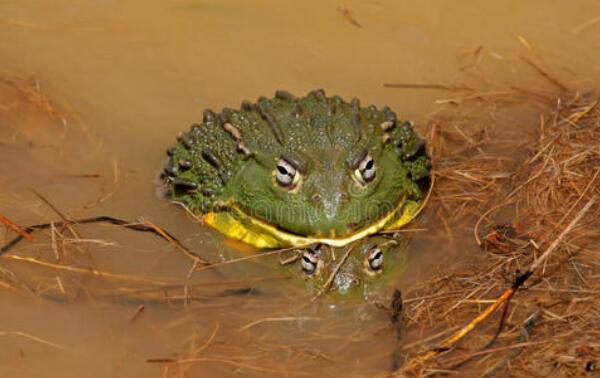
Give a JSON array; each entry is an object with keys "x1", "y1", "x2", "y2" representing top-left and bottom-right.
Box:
[
  {"x1": 366, "y1": 247, "x2": 383, "y2": 271},
  {"x1": 275, "y1": 158, "x2": 298, "y2": 188},
  {"x1": 301, "y1": 249, "x2": 320, "y2": 275},
  {"x1": 354, "y1": 153, "x2": 376, "y2": 185}
]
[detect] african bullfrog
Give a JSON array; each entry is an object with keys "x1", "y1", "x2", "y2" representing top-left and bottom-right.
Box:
[
  {"x1": 292, "y1": 236, "x2": 410, "y2": 297},
  {"x1": 160, "y1": 89, "x2": 430, "y2": 294}
]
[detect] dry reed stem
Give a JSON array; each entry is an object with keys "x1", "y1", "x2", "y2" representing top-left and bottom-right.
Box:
[
  {"x1": 239, "y1": 317, "x2": 321, "y2": 332},
  {"x1": 3, "y1": 254, "x2": 173, "y2": 285},
  {"x1": 310, "y1": 243, "x2": 355, "y2": 301},
  {"x1": 519, "y1": 56, "x2": 569, "y2": 92},
  {"x1": 0, "y1": 75, "x2": 71, "y2": 121},
  {"x1": 193, "y1": 321, "x2": 220, "y2": 355},
  {"x1": 152, "y1": 356, "x2": 294, "y2": 374},
  {"x1": 30, "y1": 189, "x2": 82, "y2": 243},
  {"x1": 0, "y1": 73, "x2": 101, "y2": 151},
  {"x1": 0, "y1": 214, "x2": 33, "y2": 241},
  {"x1": 0, "y1": 330, "x2": 71, "y2": 351},
  {"x1": 141, "y1": 218, "x2": 209, "y2": 265},
  {"x1": 478, "y1": 309, "x2": 541, "y2": 377},
  {"x1": 571, "y1": 15, "x2": 600, "y2": 34},
  {"x1": 194, "y1": 245, "x2": 301, "y2": 272},
  {"x1": 129, "y1": 305, "x2": 146, "y2": 322}
]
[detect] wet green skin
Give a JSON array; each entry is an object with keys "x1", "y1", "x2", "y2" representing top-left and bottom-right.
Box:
[{"x1": 161, "y1": 89, "x2": 430, "y2": 294}]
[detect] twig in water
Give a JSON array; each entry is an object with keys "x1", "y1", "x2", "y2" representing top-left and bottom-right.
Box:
[
  {"x1": 0, "y1": 216, "x2": 209, "y2": 264},
  {"x1": 0, "y1": 214, "x2": 34, "y2": 241},
  {"x1": 337, "y1": 7, "x2": 362, "y2": 28},
  {"x1": 442, "y1": 297, "x2": 513, "y2": 372},
  {"x1": 31, "y1": 189, "x2": 81, "y2": 241},
  {"x1": 3, "y1": 254, "x2": 173, "y2": 285},
  {"x1": 0, "y1": 330, "x2": 71, "y2": 351},
  {"x1": 148, "y1": 356, "x2": 291, "y2": 374},
  {"x1": 571, "y1": 15, "x2": 600, "y2": 34},
  {"x1": 310, "y1": 243, "x2": 355, "y2": 301},
  {"x1": 193, "y1": 321, "x2": 220, "y2": 355},
  {"x1": 239, "y1": 316, "x2": 320, "y2": 332},
  {"x1": 195, "y1": 245, "x2": 302, "y2": 272},
  {"x1": 141, "y1": 218, "x2": 208, "y2": 265},
  {"x1": 279, "y1": 250, "x2": 302, "y2": 265},
  {"x1": 480, "y1": 310, "x2": 541, "y2": 378},
  {"x1": 520, "y1": 56, "x2": 569, "y2": 92},
  {"x1": 130, "y1": 305, "x2": 146, "y2": 323}
]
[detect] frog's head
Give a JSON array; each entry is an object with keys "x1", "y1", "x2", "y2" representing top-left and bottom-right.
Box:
[
  {"x1": 294, "y1": 238, "x2": 408, "y2": 297},
  {"x1": 162, "y1": 89, "x2": 430, "y2": 248}
]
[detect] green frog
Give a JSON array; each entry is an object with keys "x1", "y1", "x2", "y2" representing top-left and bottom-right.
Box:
[
  {"x1": 290, "y1": 237, "x2": 409, "y2": 297},
  {"x1": 160, "y1": 89, "x2": 429, "y2": 294}
]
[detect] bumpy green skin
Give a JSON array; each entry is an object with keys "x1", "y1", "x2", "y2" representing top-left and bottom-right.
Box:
[{"x1": 161, "y1": 90, "x2": 429, "y2": 239}]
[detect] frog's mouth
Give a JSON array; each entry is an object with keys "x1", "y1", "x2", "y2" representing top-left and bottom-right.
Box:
[{"x1": 202, "y1": 195, "x2": 421, "y2": 249}]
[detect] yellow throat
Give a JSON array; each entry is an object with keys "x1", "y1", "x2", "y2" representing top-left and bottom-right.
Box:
[{"x1": 202, "y1": 196, "x2": 421, "y2": 249}]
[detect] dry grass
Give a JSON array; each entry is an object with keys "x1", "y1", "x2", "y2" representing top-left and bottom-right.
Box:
[{"x1": 389, "y1": 88, "x2": 599, "y2": 376}]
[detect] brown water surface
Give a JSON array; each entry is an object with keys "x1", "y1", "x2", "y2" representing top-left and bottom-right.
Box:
[{"x1": 1, "y1": 1, "x2": 600, "y2": 377}]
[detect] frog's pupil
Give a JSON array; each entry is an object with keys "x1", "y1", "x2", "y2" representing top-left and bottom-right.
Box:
[
  {"x1": 277, "y1": 165, "x2": 288, "y2": 175},
  {"x1": 356, "y1": 154, "x2": 376, "y2": 184}
]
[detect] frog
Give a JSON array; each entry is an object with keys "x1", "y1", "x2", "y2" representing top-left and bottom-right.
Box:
[
  {"x1": 160, "y1": 89, "x2": 430, "y2": 293},
  {"x1": 290, "y1": 236, "x2": 410, "y2": 298}
]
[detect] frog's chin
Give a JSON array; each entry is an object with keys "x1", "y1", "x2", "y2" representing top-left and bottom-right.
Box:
[{"x1": 202, "y1": 196, "x2": 421, "y2": 249}]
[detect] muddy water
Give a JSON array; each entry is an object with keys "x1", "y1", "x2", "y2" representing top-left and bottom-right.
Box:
[{"x1": 1, "y1": 1, "x2": 600, "y2": 377}]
